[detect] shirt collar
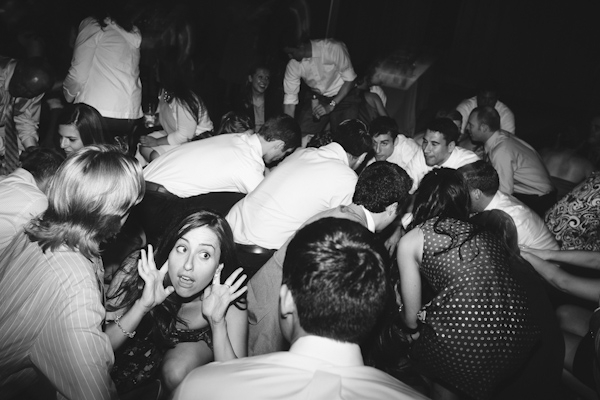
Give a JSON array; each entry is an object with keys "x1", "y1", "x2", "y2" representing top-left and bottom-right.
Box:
[
  {"x1": 289, "y1": 335, "x2": 364, "y2": 367},
  {"x1": 484, "y1": 131, "x2": 502, "y2": 153},
  {"x1": 484, "y1": 190, "x2": 503, "y2": 210},
  {"x1": 360, "y1": 205, "x2": 376, "y2": 232}
]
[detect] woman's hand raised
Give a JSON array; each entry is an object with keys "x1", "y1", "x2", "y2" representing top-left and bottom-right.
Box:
[
  {"x1": 137, "y1": 244, "x2": 174, "y2": 313},
  {"x1": 202, "y1": 266, "x2": 247, "y2": 326}
]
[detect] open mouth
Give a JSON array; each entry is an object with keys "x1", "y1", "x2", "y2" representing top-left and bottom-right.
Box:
[{"x1": 178, "y1": 275, "x2": 195, "y2": 289}]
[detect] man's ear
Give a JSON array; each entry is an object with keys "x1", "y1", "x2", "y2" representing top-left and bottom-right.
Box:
[
  {"x1": 472, "y1": 188, "x2": 482, "y2": 200},
  {"x1": 386, "y1": 201, "x2": 399, "y2": 216},
  {"x1": 448, "y1": 141, "x2": 456, "y2": 153},
  {"x1": 279, "y1": 284, "x2": 296, "y2": 316},
  {"x1": 357, "y1": 152, "x2": 367, "y2": 166},
  {"x1": 248, "y1": 75, "x2": 253, "y2": 83}
]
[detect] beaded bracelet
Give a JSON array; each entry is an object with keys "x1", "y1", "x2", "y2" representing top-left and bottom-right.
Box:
[{"x1": 114, "y1": 314, "x2": 136, "y2": 339}]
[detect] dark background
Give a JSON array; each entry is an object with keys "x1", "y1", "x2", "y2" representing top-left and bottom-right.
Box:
[{"x1": 1, "y1": 0, "x2": 598, "y2": 145}]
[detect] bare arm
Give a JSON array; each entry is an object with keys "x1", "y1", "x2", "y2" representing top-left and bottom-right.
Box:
[
  {"x1": 522, "y1": 251, "x2": 600, "y2": 302},
  {"x1": 397, "y1": 228, "x2": 424, "y2": 330},
  {"x1": 284, "y1": 104, "x2": 296, "y2": 117},
  {"x1": 523, "y1": 248, "x2": 600, "y2": 270}
]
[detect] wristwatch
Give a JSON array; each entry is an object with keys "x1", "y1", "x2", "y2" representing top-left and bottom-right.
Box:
[{"x1": 329, "y1": 100, "x2": 337, "y2": 109}]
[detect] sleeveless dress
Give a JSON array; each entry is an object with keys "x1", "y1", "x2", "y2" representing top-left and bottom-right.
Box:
[
  {"x1": 410, "y1": 217, "x2": 540, "y2": 399},
  {"x1": 111, "y1": 315, "x2": 213, "y2": 394}
]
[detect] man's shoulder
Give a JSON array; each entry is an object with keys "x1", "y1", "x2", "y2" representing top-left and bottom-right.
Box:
[{"x1": 447, "y1": 146, "x2": 479, "y2": 167}]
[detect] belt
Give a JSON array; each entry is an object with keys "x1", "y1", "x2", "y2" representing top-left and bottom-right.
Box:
[
  {"x1": 145, "y1": 181, "x2": 173, "y2": 196},
  {"x1": 236, "y1": 243, "x2": 276, "y2": 255}
]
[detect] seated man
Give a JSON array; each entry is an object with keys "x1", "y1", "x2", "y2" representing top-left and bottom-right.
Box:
[
  {"x1": 137, "y1": 114, "x2": 301, "y2": 245},
  {"x1": 404, "y1": 117, "x2": 479, "y2": 193},
  {"x1": 173, "y1": 218, "x2": 428, "y2": 400},
  {"x1": 247, "y1": 161, "x2": 413, "y2": 355},
  {"x1": 459, "y1": 160, "x2": 559, "y2": 251},
  {"x1": 283, "y1": 38, "x2": 361, "y2": 141},
  {"x1": 455, "y1": 80, "x2": 515, "y2": 135},
  {"x1": 0, "y1": 148, "x2": 64, "y2": 253},
  {"x1": 467, "y1": 106, "x2": 556, "y2": 216},
  {"x1": 368, "y1": 116, "x2": 420, "y2": 170},
  {"x1": 226, "y1": 119, "x2": 372, "y2": 273}
]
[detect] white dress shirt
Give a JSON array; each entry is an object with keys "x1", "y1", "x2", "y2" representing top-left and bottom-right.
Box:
[
  {"x1": 226, "y1": 142, "x2": 357, "y2": 249},
  {"x1": 405, "y1": 146, "x2": 480, "y2": 193},
  {"x1": 143, "y1": 131, "x2": 265, "y2": 198},
  {"x1": 63, "y1": 17, "x2": 142, "y2": 119},
  {"x1": 456, "y1": 96, "x2": 515, "y2": 134},
  {"x1": 484, "y1": 191, "x2": 559, "y2": 251},
  {"x1": 283, "y1": 39, "x2": 357, "y2": 105},
  {"x1": 484, "y1": 131, "x2": 554, "y2": 196},
  {"x1": 173, "y1": 335, "x2": 429, "y2": 400},
  {"x1": 0, "y1": 168, "x2": 47, "y2": 254}
]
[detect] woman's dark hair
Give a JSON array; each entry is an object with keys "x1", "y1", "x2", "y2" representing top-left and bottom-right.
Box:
[
  {"x1": 108, "y1": 210, "x2": 239, "y2": 348},
  {"x1": 410, "y1": 168, "x2": 470, "y2": 229},
  {"x1": 58, "y1": 103, "x2": 107, "y2": 146},
  {"x1": 410, "y1": 168, "x2": 482, "y2": 259},
  {"x1": 91, "y1": 0, "x2": 137, "y2": 32},
  {"x1": 157, "y1": 59, "x2": 206, "y2": 127}
]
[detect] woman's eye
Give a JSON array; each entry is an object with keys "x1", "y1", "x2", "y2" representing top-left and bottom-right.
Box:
[
  {"x1": 198, "y1": 252, "x2": 210, "y2": 260},
  {"x1": 176, "y1": 245, "x2": 187, "y2": 253}
]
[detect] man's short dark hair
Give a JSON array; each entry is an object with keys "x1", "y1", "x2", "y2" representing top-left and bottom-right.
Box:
[
  {"x1": 426, "y1": 117, "x2": 460, "y2": 145},
  {"x1": 20, "y1": 148, "x2": 65, "y2": 186},
  {"x1": 353, "y1": 161, "x2": 412, "y2": 213},
  {"x1": 332, "y1": 119, "x2": 372, "y2": 157},
  {"x1": 369, "y1": 116, "x2": 399, "y2": 139},
  {"x1": 458, "y1": 160, "x2": 499, "y2": 196},
  {"x1": 283, "y1": 217, "x2": 388, "y2": 344},
  {"x1": 259, "y1": 114, "x2": 301, "y2": 151},
  {"x1": 473, "y1": 106, "x2": 501, "y2": 132}
]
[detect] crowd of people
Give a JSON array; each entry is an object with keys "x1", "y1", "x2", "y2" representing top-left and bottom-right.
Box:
[{"x1": 2, "y1": 2, "x2": 600, "y2": 400}]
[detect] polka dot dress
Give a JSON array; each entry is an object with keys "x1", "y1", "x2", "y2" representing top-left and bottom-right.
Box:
[{"x1": 410, "y1": 217, "x2": 540, "y2": 399}]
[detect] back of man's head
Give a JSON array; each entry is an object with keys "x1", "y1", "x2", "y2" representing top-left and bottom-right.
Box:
[
  {"x1": 259, "y1": 114, "x2": 301, "y2": 151},
  {"x1": 369, "y1": 116, "x2": 399, "y2": 140},
  {"x1": 9, "y1": 57, "x2": 55, "y2": 99},
  {"x1": 473, "y1": 106, "x2": 501, "y2": 132},
  {"x1": 458, "y1": 160, "x2": 499, "y2": 197},
  {"x1": 283, "y1": 217, "x2": 388, "y2": 344},
  {"x1": 20, "y1": 148, "x2": 65, "y2": 192},
  {"x1": 426, "y1": 117, "x2": 460, "y2": 145},
  {"x1": 333, "y1": 119, "x2": 372, "y2": 157},
  {"x1": 353, "y1": 161, "x2": 412, "y2": 213}
]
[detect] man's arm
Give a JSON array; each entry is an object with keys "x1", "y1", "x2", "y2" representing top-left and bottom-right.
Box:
[
  {"x1": 489, "y1": 147, "x2": 515, "y2": 194},
  {"x1": 33, "y1": 277, "x2": 117, "y2": 400},
  {"x1": 13, "y1": 96, "x2": 42, "y2": 148},
  {"x1": 63, "y1": 19, "x2": 97, "y2": 103},
  {"x1": 282, "y1": 61, "x2": 301, "y2": 118}
]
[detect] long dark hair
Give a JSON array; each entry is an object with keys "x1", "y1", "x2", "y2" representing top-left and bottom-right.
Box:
[
  {"x1": 410, "y1": 168, "x2": 482, "y2": 258},
  {"x1": 157, "y1": 59, "x2": 205, "y2": 126},
  {"x1": 108, "y1": 210, "x2": 238, "y2": 347}
]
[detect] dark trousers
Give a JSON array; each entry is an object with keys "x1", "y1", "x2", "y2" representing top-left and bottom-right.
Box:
[
  {"x1": 513, "y1": 191, "x2": 557, "y2": 217},
  {"x1": 133, "y1": 188, "x2": 245, "y2": 247},
  {"x1": 296, "y1": 87, "x2": 362, "y2": 136},
  {"x1": 101, "y1": 117, "x2": 143, "y2": 156}
]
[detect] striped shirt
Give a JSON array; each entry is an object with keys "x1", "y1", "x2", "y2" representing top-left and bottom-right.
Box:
[{"x1": 0, "y1": 232, "x2": 117, "y2": 400}]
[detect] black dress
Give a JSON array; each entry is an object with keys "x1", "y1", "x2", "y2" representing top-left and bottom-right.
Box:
[{"x1": 410, "y1": 217, "x2": 540, "y2": 399}]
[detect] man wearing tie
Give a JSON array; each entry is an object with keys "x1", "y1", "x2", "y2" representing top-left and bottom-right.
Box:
[{"x1": 0, "y1": 56, "x2": 54, "y2": 174}]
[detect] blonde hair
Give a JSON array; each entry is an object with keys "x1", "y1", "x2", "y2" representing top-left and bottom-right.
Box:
[{"x1": 26, "y1": 145, "x2": 144, "y2": 258}]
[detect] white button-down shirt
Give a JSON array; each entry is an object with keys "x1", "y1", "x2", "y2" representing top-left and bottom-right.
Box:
[
  {"x1": 173, "y1": 335, "x2": 429, "y2": 400},
  {"x1": 283, "y1": 39, "x2": 357, "y2": 105},
  {"x1": 226, "y1": 142, "x2": 358, "y2": 249},
  {"x1": 484, "y1": 191, "x2": 559, "y2": 250}
]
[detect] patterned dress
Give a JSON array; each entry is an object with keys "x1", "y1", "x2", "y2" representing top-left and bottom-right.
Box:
[
  {"x1": 545, "y1": 172, "x2": 600, "y2": 251},
  {"x1": 410, "y1": 217, "x2": 540, "y2": 399}
]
